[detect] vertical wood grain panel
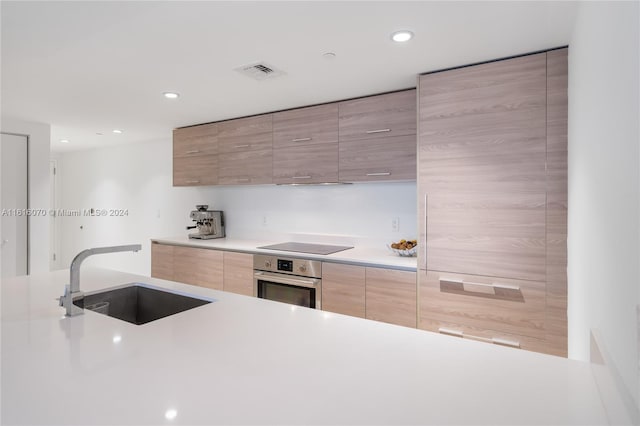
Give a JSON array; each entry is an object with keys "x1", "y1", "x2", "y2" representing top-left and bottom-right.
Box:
[
  {"x1": 173, "y1": 246, "x2": 224, "y2": 290},
  {"x1": 365, "y1": 267, "x2": 417, "y2": 327},
  {"x1": 418, "y1": 53, "x2": 547, "y2": 281},
  {"x1": 151, "y1": 243, "x2": 174, "y2": 281},
  {"x1": 546, "y1": 48, "x2": 568, "y2": 356},
  {"x1": 322, "y1": 263, "x2": 366, "y2": 318},
  {"x1": 223, "y1": 251, "x2": 254, "y2": 296}
]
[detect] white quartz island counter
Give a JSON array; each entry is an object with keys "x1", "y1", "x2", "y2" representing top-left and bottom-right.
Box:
[{"x1": 2, "y1": 268, "x2": 606, "y2": 425}]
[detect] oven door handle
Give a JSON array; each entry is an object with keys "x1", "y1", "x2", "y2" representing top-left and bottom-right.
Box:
[{"x1": 253, "y1": 271, "x2": 320, "y2": 289}]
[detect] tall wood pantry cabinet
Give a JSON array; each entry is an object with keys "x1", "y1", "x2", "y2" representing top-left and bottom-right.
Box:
[{"x1": 417, "y1": 49, "x2": 568, "y2": 356}]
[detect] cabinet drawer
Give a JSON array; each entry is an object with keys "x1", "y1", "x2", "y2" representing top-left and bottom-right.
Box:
[
  {"x1": 339, "y1": 90, "x2": 416, "y2": 142},
  {"x1": 273, "y1": 104, "x2": 338, "y2": 149},
  {"x1": 173, "y1": 123, "x2": 218, "y2": 158},
  {"x1": 173, "y1": 154, "x2": 218, "y2": 186},
  {"x1": 218, "y1": 149, "x2": 272, "y2": 185},
  {"x1": 419, "y1": 271, "x2": 545, "y2": 339},
  {"x1": 339, "y1": 134, "x2": 416, "y2": 182},
  {"x1": 273, "y1": 143, "x2": 338, "y2": 184},
  {"x1": 420, "y1": 317, "x2": 549, "y2": 354},
  {"x1": 218, "y1": 115, "x2": 272, "y2": 153}
]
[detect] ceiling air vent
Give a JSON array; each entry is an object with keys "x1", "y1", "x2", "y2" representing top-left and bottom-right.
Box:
[{"x1": 234, "y1": 62, "x2": 286, "y2": 81}]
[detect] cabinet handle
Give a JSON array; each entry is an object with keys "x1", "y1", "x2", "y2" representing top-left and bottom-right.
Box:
[
  {"x1": 366, "y1": 172, "x2": 391, "y2": 177},
  {"x1": 366, "y1": 128, "x2": 391, "y2": 134},
  {"x1": 185, "y1": 180, "x2": 200, "y2": 184},
  {"x1": 234, "y1": 144, "x2": 250, "y2": 149},
  {"x1": 292, "y1": 175, "x2": 312, "y2": 179},
  {"x1": 437, "y1": 328, "x2": 521, "y2": 349},
  {"x1": 423, "y1": 193, "x2": 428, "y2": 270},
  {"x1": 185, "y1": 150, "x2": 200, "y2": 154},
  {"x1": 291, "y1": 137, "x2": 312, "y2": 142},
  {"x1": 439, "y1": 278, "x2": 521, "y2": 292},
  {"x1": 236, "y1": 178, "x2": 250, "y2": 183}
]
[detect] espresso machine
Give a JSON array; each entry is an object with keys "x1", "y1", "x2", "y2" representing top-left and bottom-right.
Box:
[{"x1": 186, "y1": 205, "x2": 225, "y2": 239}]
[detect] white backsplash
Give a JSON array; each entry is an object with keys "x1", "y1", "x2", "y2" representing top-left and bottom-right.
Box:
[{"x1": 55, "y1": 138, "x2": 417, "y2": 275}]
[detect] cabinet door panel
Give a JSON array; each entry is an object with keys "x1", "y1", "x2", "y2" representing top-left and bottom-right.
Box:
[
  {"x1": 223, "y1": 252, "x2": 254, "y2": 296},
  {"x1": 151, "y1": 243, "x2": 174, "y2": 281},
  {"x1": 173, "y1": 154, "x2": 218, "y2": 186},
  {"x1": 339, "y1": 90, "x2": 416, "y2": 142},
  {"x1": 218, "y1": 149, "x2": 273, "y2": 185},
  {"x1": 273, "y1": 143, "x2": 338, "y2": 184},
  {"x1": 218, "y1": 115, "x2": 272, "y2": 153},
  {"x1": 365, "y1": 268, "x2": 416, "y2": 327},
  {"x1": 418, "y1": 53, "x2": 547, "y2": 281},
  {"x1": 273, "y1": 104, "x2": 338, "y2": 149},
  {"x1": 339, "y1": 134, "x2": 416, "y2": 182},
  {"x1": 322, "y1": 263, "x2": 366, "y2": 318},
  {"x1": 173, "y1": 123, "x2": 218, "y2": 158},
  {"x1": 173, "y1": 246, "x2": 223, "y2": 290}
]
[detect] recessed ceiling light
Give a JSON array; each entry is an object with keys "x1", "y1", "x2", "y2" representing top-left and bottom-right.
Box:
[
  {"x1": 391, "y1": 30, "x2": 414, "y2": 43},
  {"x1": 59, "y1": 139, "x2": 69, "y2": 143},
  {"x1": 163, "y1": 92, "x2": 180, "y2": 99},
  {"x1": 96, "y1": 132, "x2": 103, "y2": 136},
  {"x1": 112, "y1": 129, "x2": 123, "y2": 134},
  {"x1": 322, "y1": 52, "x2": 336, "y2": 59}
]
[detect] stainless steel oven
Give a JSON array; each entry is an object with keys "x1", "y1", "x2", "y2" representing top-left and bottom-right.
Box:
[{"x1": 253, "y1": 254, "x2": 322, "y2": 309}]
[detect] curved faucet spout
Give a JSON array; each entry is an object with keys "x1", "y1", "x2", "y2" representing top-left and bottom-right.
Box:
[{"x1": 61, "y1": 244, "x2": 142, "y2": 316}]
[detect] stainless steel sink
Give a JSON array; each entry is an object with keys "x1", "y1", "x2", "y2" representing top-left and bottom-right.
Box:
[{"x1": 73, "y1": 283, "x2": 214, "y2": 325}]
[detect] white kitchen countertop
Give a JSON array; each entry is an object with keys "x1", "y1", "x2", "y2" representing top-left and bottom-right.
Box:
[
  {"x1": 151, "y1": 235, "x2": 418, "y2": 271},
  {"x1": 1, "y1": 268, "x2": 607, "y2": 425}
]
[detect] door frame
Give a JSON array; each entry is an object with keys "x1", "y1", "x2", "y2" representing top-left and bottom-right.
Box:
[{"x1": 1, "y1": 131, "x2": 30, "y2": 275}]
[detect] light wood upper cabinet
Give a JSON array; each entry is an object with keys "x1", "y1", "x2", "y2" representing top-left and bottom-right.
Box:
[
  {"x1": 338, "y1": 90, "x2": 417, "y2": 182},
  {"x1": 339, "y1": 134, "x2": 416, "y2": 182},
  {"x1": 173, "y1": 123, "x2": 218, "y2": 157},
  {"x1": 365, "y1": 267, "x2": 417, "y2": 328},
  {"x1": 338, "y1": 90, "x2": 416, "y2": 142},
  {"x1": 322, "y1": 263, "x2": 366, "y2": 318},
  {"x1": 273, "y1": 104, "x2": 338, "y2": 149},
  {"x1": 418, "y1": 54, "x2": 547, "y2": 282},
  {"x1": 173, "y1": 123, "x2": 218, "y2": 186},
  {"x1": 223, "y1": 251, "x2": 254, "y2": 296},
  {"x1": 272, "y1": 104, "x2": 339, "y2": 184},
  {"x1": 217, "y1": 115, "x2": 273, "y2": 185}
]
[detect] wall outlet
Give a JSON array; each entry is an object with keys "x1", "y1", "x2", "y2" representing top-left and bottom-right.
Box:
[
  {"x1": 391, "y1": 216, "x2": 400, "y2": 232},
  {"x1": 262, "y1": 215, "x2": 268, "y2": 227}
]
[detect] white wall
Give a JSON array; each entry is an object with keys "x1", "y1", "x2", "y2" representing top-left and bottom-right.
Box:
[
  {"x1": 56, "y1": 137, "x2": 416, "y2": 276},
  {"x1": 1, "y1": 118, "x2": 51, "y2": 274},
  {"x1": 568, "y1": 0, "x2": 639, "y2": 409}
]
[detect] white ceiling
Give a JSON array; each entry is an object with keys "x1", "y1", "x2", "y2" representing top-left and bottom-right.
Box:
[{"x1": 1, "y1": 1, "x2": 578, "y2": 153}]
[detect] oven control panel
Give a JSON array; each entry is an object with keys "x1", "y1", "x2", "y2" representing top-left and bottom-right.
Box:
[{"x1": 254, "y1": 254, "x2": 321, "y2": 279}]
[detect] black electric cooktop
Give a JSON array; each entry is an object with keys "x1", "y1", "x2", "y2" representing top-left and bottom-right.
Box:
[{"x1": 257, "y1": 242, "x2": 353, "y2": 256}]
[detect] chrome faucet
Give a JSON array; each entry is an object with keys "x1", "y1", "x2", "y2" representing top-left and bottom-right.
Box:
[{"x1": 59, "y1": 244, "x2": 142, "y2": 316}]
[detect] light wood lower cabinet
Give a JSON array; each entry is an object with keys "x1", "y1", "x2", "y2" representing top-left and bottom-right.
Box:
[
  {"x1": 172, "y1": 245, "x2": 223, "y2": 290},
  {"x1": 322, "y1": 263, "x2": 366, "y2": 318},
  {"x1": 151, "y1": 243, "x2": 174, "y2": 281},
  {"x1": 365, "y1": 267, "x2": 417, "y2": 328},
  {"x1": 151, "y1": 243, "x2": 253, "y2": 295},
  {"x1": 223, "y1": 251, "x2": 254, "y2": 296},
  {"x1": 322, "y1": 262, "x2": 417, "y2": 328},
  {"x1": 419, "y1": 270, "x2": 546, "y2": 341}
]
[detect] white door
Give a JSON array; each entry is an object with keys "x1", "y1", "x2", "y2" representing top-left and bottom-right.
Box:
[{"x1": 1, "y1": 133, "x2": 28, "y2": 278}]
